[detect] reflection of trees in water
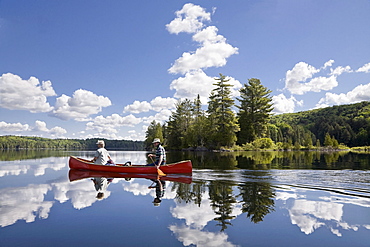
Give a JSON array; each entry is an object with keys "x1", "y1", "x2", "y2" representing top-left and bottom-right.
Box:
[
  {"x1": 170, "y1": 150, "x2": 369, "y2": 230},
  {"x1": 0, "y1": 149, "x2": 67, "y2": 161},
  {"x1": 167, "y1": 151, "x2": 238, "y2": 169},
  {"x1": 238, "y1": 181, "x2": 275, "y2": 223},
  {"x1": 172, "y1": 181, "x2": 206, "y2": 206},
  {"x1": 172, "y1": 178, "x2": 276, "y2": 230},
  {"x1": 208, "y1": 180, "x2": 237, "y2": 231},
  {"x1": 172, "y1": 180, "x2": 239, "y2": 231},
  {"x1": 234, "y1": 151, "x2": 363, "y2": 169}
]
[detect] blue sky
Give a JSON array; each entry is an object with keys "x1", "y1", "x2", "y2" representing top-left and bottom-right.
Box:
[{"x1": 1, "y1": 1, "x2": 369, "y2": 140}]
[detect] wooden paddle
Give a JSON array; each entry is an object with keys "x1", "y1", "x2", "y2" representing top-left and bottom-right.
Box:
[{"x1": 150, "y1": 156, "x2": 166, "y2": 176}]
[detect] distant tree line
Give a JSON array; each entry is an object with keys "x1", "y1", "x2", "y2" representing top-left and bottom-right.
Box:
[
  {"x1": 145, "y1": 74, "x2": 370, "y2": 150},
  {"x1": 0, "y1": 136, "x2": 144, "y2": 150}
]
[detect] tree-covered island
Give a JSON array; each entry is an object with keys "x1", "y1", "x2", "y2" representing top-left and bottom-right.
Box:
[{"x1": 145, "y1": 74, "x2": 370, "y2": 151}]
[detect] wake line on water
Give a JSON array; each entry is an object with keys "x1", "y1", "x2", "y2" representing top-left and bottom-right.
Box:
[
  {"x1": 272, "y1": 183, "x2": 370, "y2": 199},
  {"x1": 191, "y1": 169, "x2": 370, "y2": 199}
]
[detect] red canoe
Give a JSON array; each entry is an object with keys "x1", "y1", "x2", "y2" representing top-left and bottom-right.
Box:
[
  {"x1": 68, "y1": 169, "x2": 192, "y2": 184},
  {"x1": 68, "y1": 156, "x2": 192, "y2": 174}
]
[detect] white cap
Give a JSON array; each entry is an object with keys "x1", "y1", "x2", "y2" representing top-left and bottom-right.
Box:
[
  {"x1": 96, "y1": 140, "x2": 105, "y2": 146},
  {"x1": 152, "y1": 138, "x2": 161, "y2": 143}
]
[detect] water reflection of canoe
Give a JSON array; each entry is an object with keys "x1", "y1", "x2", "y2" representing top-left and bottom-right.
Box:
[
  {"x1": 68, "y1": 169, "x2": 192, "y2": 184},
  {"x1": 69, "y1": 156, "x2": 192, "y2": 174}
]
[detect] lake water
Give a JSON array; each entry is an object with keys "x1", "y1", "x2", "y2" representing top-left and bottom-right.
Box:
[{"x1": 0, "y1": 150, "x2": 369, "y2": 247}]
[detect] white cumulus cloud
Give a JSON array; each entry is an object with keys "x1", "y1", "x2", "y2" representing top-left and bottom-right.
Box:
[
  {"x1": 357, "y1": 62, "x2": 370, "y2": 73},
  {"x1": 142, "y1": 109, "x2": 173, "y2": 124},
  {"x1": 0, "y1": 73, "x2": 56, "y2": 113},
  {"x1": 166, "y1": 3, "x2": 211, "y2": 34},
  {"x1": 316, "y1": 82, "x2": 370, "y2": 108},
  {"x1": 49, "y1": 126, "x2": 67, "y2": 136},
  {"x1": 322, "y1": 59, "x2": 335, "y2": 69},
  {"x1": 86, "y1": 113, "x2": 142, "y2": 138},
  {"x1": 170, "y1": 70, "x2": 215, "y2": 100},
  {"x1": 329, "y1": 65, "x2": 352, "y2": 76},
  {"x1": 167, "y1": 3, "x2": 239, "y2": 105},
  {"x1": 35, "y1": 121, "x2": 67, "y2": 136},
  {"x1": 123, "y1": 100, "x2": 151, "y2": 114},
  {"x1": 168, "y1": 26, "x2": 238, "y2": 74},
  {"x1": 170, "y1": 70, "x2": 241, "y2": 102},
  {"x1": 33, "y1": 120, "x2": 49, "y2": 132},
  {"x1": 0, "y1": 121, "x2": 30, "y2": 132},
  {"x1": 51, "y1": 89, "x2": 111, "y2": 121},
  {"x1": 284, "y1": 60, "x2": 351, "y2": 95},
  {"x1": 150, "y1": 96, "x2": 177, "y2": 112},
  {"x1": 272, "y1": 94, "x2": 303, "y2": 114},
  {"x1": 0, "y1": 120, "x2": 66, "y2": 137},
  {"x1": 123, "y1": 97, "x2": 177, "y2": 114}
]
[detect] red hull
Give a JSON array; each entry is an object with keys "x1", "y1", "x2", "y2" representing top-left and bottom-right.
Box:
[
  {"x1": 68, "y1": 156, "x2": 192, "y2": 174},
  {"x1": 68, "y1": 169, "x2": 192, "y2": 184}
]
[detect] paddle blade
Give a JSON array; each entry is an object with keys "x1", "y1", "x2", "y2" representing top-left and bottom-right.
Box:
[{"x1": 157, "y1": 168, "x2": 166, "y2": 176}]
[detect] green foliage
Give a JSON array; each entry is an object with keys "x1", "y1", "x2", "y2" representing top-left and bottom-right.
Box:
[
  {"x1": 187, "y1": 95, "x2": 208, "y2": 147},
  {"x1": 144, "y1": 120, "x2": 164, "y2": 150},
  {"x1": 237, "y1": 78, "x2": 273, "y2": 144},
  {"x1": 156, "y1": 73, "x2": 369, "y2": 150},
  {"x1": 163, "y1": 74, "x2": 241, "y2": 150},
  {"x1": 241, "y1": 138, "x2": 276, "y2": 151},
  {"x1": 270, "y1": 101, "x2": 370, "y2": 148},
  {"x1": 252, "y1": 138, "x2": 275, "y2": 150},
  {"x1": 207, "y1": 74, "x2": 239, "y2": 148},
  {"x1": 324, "y1": 133, "x2": 333, "y2": 147},
  {"x1": 166, "y1": 99, "x2": 193, "y2": 149}
]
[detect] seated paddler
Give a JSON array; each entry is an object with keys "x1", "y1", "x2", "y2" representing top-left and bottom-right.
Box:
[
  {"x1": 147, "y1": 138, "x2": 166, "y2": 167},
  {"x1": 91, "y1": 140, "x2": 114, "y2": 166}
]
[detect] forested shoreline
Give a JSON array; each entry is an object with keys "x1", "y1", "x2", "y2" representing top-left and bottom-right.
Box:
[
  {"x1": 144, "y1": 75, "x2": 370, "y2": 151},
  {"x1": 0, "y1": 136, "x2": 144, "y2": 150}
]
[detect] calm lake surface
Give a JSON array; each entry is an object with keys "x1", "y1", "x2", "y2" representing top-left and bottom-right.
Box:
[{"x1": 1, "y1": 150, "x2": 369, "y2": 247}]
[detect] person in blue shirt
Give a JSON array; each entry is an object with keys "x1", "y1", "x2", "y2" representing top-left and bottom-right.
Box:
[{"x1": 147, "y1": 138, "x2": 166, "y2": 167}]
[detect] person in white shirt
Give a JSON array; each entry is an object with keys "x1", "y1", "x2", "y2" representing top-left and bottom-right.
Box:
[{"x1": 91, "y1": 140, "x2": 112, "y2": 165}]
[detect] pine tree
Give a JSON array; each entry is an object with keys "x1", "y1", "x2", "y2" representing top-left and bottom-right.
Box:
[
  {"x1": 167, "y1": 99, "x2": 193, "y2": 149},
  {"x1": 187, "y1": 94, "x2": 208, "y2": 147},
  {"x1": 237, "y1": 78, "x2": 273, "y2": 144},
  {"x1": 144, "y1": 120, "x2": 163, "y2": 150},
  {"x1": 206, "y1": 74, "x2": 239, "y2": 148}
]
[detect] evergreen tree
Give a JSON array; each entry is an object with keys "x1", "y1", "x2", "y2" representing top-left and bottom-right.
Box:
[
  {"x1": 167, "y1": 99, "x2": 193, "y2": 149},
  {"x1": 324, "y1": 132, "x2": 333, "y2": 147},
  {"x1": 144, "y1": 120, "x2": 163, "y2": 150},
  {"x1": 206, "y1": 74, "x2": 239, "y2": 148},
  {"x1": 187, "y1": 94, "x2": 208, "y2": 147},
  {"x1": 237, "y1": 78, "x2": 273, "y2": 145}
]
